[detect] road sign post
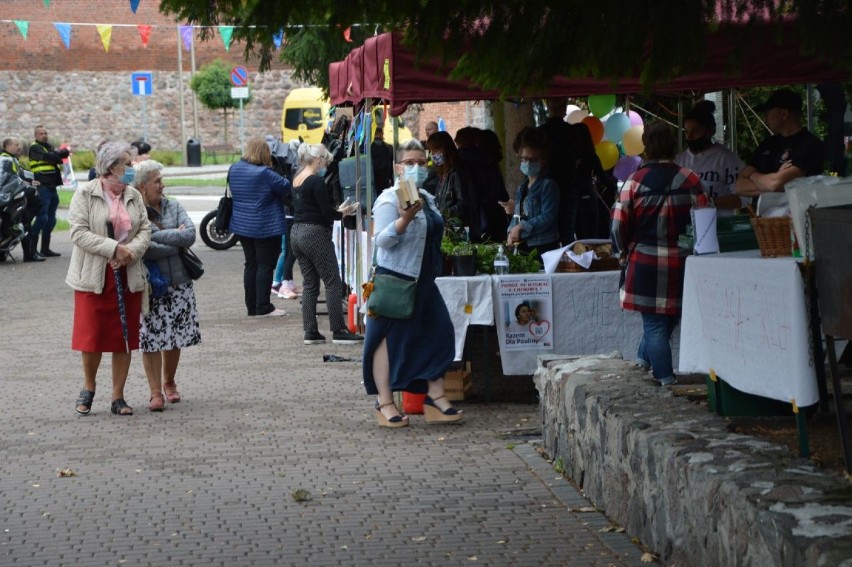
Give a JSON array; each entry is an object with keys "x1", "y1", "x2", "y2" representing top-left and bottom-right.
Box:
[
  {"x1": 131, "y1": 72, "x2": 153, "y2": 142},
  {"x1": 230, "y1": 66, "x2": 250, "y2": 155}
]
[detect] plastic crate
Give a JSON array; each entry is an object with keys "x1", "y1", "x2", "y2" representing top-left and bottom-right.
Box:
[{"x1": 715, "y1": 376, "x2": 792, "y2": 417}]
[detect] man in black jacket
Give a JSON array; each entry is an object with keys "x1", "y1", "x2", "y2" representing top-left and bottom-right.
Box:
[{"x1": 28, "y1": 125, "x2": 69, "y2": 257}]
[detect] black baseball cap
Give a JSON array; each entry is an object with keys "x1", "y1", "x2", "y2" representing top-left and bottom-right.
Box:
[{"x1": 754, "y1": 89, "x2": 802, "y2": 113}]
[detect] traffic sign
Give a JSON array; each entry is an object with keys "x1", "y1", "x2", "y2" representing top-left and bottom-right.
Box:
[
  {"x1": 131, "y1": 72, "x2": 153, "y2": 96},
  {"x1": 231, "y1": 87, "x2": 249, "y2": 99},
  {"x1": 230, "y1": 66, "x2": 249, "y2": 87}
]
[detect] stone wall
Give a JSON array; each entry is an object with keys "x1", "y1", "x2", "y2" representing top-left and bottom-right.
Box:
[
  {"x1": 534, "y1": 355, "x2": 852, "y2": 566},
  {"x1": 0, "y1": 69, "x2": 296, "y2": 153}
]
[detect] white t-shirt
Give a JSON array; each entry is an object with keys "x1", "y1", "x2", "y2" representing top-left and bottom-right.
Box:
[{"x1": 675, "y1": 142, "x2": 746, "y2": 216}]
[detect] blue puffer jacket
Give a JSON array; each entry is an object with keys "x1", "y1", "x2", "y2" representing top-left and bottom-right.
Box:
[{"x1": 228, "y1": 159, "x2": 291, "y2": 239}]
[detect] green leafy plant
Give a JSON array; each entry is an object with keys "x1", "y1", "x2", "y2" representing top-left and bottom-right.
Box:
[
  {"x1": 70, "y1": 150, "x2": 95, "y2": 172},
  {"x1": 190, "y1": 59, "x2": 252, "y2": 146}
]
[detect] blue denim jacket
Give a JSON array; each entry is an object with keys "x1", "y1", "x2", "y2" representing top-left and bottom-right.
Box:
[
  {"x1": 372, "y1": 183, "x2": 440, "y2": 279},
  {"x1": 507, "y1": 176, "x2": 559, "y2": 246}
]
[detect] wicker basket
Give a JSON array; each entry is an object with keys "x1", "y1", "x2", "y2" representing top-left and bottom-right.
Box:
[
  {"x1": 556, "y1": 256, "x2": 621, "y2": 272},
  {"x1": 750, "y1": 216, "x2": 792, "y2": 257}
]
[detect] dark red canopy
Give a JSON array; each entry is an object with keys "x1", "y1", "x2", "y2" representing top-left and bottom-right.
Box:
[{"x1": 331, "y1": 26, "x2": 850, "y2": 116}]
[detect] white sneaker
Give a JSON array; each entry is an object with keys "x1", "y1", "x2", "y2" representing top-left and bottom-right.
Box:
[
  {"x1": 278, "y1": 288, "x2": 299, "y2": 299},
  {"x1": 261, "y1": 308, "x2": 287, "y2": 317}
]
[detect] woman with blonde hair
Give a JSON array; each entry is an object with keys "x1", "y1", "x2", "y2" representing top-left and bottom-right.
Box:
[
  {"x1": 67, "y1": 141, "x2": 151, "y2": 416},
  {"x1": 228, "y1": 137, "x2": 292, "y2": 317},
  {"x1": 289, "y1": 143, "x2": 362, "y2": 345}
]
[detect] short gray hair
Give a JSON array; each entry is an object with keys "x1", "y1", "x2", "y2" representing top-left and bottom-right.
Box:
[
  {"x1": 297, "y1": 142, "x2": 333, "y2": 166},
  {"x1": 95, "y1": 141, "x2": 132, "y2": 176},
  {"x1": 134, "y1": 159, "x2": 164, "y2": 188},
  {"x1": 396, "y1": 139, "x2": 425, "y2": 160}
]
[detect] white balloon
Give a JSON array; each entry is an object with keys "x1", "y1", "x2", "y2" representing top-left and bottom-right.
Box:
[
  {"x1": 563, "y1": 105, "x2": 581, "y2": 122},
  {"x1": 566, "y1": 109, "x2": 589, "y2": 124}
]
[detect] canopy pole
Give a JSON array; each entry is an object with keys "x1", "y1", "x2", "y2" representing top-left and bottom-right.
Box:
[
  {"x1": 677, "y1": 98, "x2": 685, "y2": 151},
  {"x1": 806, "y1": 84, "x2": 815, "y2": 131},
  {"x1": 727, "y1": 89, "x2": 737, "y2": 153}
]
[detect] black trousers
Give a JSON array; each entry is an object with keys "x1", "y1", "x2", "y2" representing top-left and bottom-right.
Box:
[{"x1": 238, "y1": 235, "x2": 282, "y2": 316}]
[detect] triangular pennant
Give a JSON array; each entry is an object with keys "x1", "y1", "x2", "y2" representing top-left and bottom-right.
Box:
[
  {"x1": 43, "y1": 0, "x2": 50, "y2": 6},
  {"x1": 129, "y1": 0, "x2": 141, "y2": 14},
  {"x1": 272, "y1": 28, "x2": 284, "y2": 50},
  {"x1": 53, "y1": 23, "x2": 71, "y2": 49},
  {"x1": 137, "y1": 25, "x2": 152, "y2": 48},
  {"x1": 14, "y1": 20, "x2": 28, "y2": 39},
  {"x1": 218, "y1": 26, "x2": 234, "y2": 51},
  {"x1": 96, "y1": 25, "x2": 112, "y2": 52},
  {"x1": 179, "y1": 25, "x2": 193, "y2": 51},
  {"x1": 343, "y1": 26, "x2": 352, "y2": 43}
]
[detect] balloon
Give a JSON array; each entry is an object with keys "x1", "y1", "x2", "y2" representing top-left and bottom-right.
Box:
[
  {"x1": 595, "y1": 141, "x2": 619, "y2": 170},
  {"x1": 613, "y1": 155, "x2": 642, "y2": 181},
  {"x1": 566, "y1": 109, "x2": 588, "y2": 124},
  {"x1": 581, "y1": 116, "x2": 604, "y2": 145},
  {"x1": 588, "y1": 94, "x2": 616, "y2": 117},
  {"x1": 603, "y1": 113, "x2": 631, "y2": 144},
  {"x1": 622, "y1": 125, "x2": 645, "y2": 156},
  {"x1": 564, "y1": 104, "x2": 581, "y2": 122},
  {"x1": 628, "y1": 110, "x2": 644, "y2": 127}
]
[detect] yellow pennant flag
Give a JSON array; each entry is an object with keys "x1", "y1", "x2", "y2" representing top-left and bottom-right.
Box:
[{"x1": 96, "y1": 24, "x2": 112, "y2": 52}]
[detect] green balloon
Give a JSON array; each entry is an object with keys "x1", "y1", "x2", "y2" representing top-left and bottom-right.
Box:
[{"x1": 588, "y1": 94, "x2": 616, "y2": 117}]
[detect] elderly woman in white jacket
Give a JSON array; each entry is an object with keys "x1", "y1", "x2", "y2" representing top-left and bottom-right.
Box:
[{"x1": 66, "y1": 141, "x2": 151, "y2": 416}]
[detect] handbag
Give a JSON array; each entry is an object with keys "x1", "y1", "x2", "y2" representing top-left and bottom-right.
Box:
[
  {"x1": 214, "y1": 171, "x2": 232, "y2": 232},
  {"x1": 362, "y1": 245, "x2": 417, "y2": 319},
  {"x1": 178, "y1": 247, "x2": 204, "y2": 280},
  {"x1": 144, "y1": 259, "x2": 170, "y2": 297}
]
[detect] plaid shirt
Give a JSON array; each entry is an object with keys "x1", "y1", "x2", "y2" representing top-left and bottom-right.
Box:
[{"x1": 611, "y1": 160, "x2": 703, "y2": 315}]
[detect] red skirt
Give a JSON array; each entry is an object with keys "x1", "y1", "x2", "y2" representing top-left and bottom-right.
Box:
[{"x1": 72, "y1": 266, "x2": 142, "y2": 353}]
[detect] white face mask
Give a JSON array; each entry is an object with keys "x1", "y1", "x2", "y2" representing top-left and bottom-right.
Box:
[{"x1": 404, "y1": 165, "x2": 428, "y2": 187}]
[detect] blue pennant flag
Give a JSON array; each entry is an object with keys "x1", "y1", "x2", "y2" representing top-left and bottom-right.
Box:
[
  {"x1": 53, "y1": 22, "x2": 71, "y2": 49},
  {"x1": 129, "y1": 0, "x2": 140, "y2": 14},
  {"x1": 272, "y1": 28, "x2": 284, "y2": 50}
]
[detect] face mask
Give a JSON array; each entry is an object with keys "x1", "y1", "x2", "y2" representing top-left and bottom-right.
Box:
[
  {"x1": 686, "y1": 137, "x2": 713, "y2": 153},
  {"x1": 119, "y1": 166, "x2": 135, "y2": 185},
  {"x1": 520, "y1": 161, "x2": 541, "y2": 177},
  {"x1": 404, "y1": 165, "x2": 428, "y2": 188},
  {"x1": 317, "y1": 167, "x2": 327, "y2": 177},
  {"x1": 432, "y1": 153, "x2": 445, "y2": 166}
]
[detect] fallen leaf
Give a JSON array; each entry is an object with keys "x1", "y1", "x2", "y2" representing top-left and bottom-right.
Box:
[
  {"x1": 468, "y1": 557, "x2": 478, "y2": 561},
  {"x1": 438, "y1": 437, "x2": 446, "y2": 442},
  {"x1": 599, "y1": 526, "x2": 615, "y2": 533},
  {"x1": 32, "y1": 484, "x2": 39, "y2": 488},
  {"x1": 641, "y1": 552, "x2": 658, "y2": 563},
  {"x1": 340, "y1": 545, "x2": 348, "y2": 550},
  {"x1": 496, "y1": 540, "x2": 506, "y2": 544},
  {"x1": 411, "y1": 536, "x2": 427, "y2": 542},
  {"x1": 616, "y1": 527, "x2": 625, "y2": 533},
  {"x1": 577, "y1": 506, "x2": 597, "y2": 513},
  {"x1": 291, "y1": 489, "x2": 311, "y2": 502},
  {"x1": 57, "y1": 468, "x2": 76, "y2": 478}
]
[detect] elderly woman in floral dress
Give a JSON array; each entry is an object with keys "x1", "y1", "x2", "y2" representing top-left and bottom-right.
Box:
[{"x1": 136, "y1": 160, "x2": 201, "y2": 411}]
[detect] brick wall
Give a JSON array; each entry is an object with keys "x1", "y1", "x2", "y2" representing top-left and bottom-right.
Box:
[{"x1": 0, "y1": 0, "x2": 279, "y2": 72}]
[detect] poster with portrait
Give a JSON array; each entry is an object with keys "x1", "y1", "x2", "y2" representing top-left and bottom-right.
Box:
[{"x1": 496, "y1": 275, "x2": 554, "y2": 351}]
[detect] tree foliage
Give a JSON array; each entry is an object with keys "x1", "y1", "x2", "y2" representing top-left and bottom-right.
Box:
[
  {"x1": 160, "y1": 0, "x2": 852, "y2": 95},
  {"x1": 190, "y1": 59, "x2": 252, "y2": 111}
]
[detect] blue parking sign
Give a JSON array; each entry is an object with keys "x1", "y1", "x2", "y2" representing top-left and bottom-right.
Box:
[{"x1": 131, "y1": 72, "x2": 153, "y2": 96}]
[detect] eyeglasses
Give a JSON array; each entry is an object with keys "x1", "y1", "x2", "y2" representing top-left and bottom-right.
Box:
[
  {"x1": 400, "y1": 159, "x2": 428, "y2": 167},
  {"x1": 519, "y1": 156, "x2": 541, "y2": 163}
]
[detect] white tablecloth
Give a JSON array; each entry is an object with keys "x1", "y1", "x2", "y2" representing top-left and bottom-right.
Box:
[
  {"x1": 678, "y1": 251, "x2": 818, "y2": 406},
  {"x1": 435, "y1": 275, "x2": 495, "y2": 361}
]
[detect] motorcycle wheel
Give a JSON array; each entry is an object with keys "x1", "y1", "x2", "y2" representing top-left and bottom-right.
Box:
[
  {"x1": 0, "y1": 252, "x2": 6, "y2": 263},
  {"x1": 199, "y1": 210, "x2": 239, "y2": 250}
]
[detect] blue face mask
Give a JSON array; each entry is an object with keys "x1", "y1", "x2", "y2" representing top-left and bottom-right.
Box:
[
  {"x1": 119, "y1": 165, "x2": 135, "y2": 185},
  {"x1": 317, "y1": 167, "x2": 327, "y2": 177},
  {"x1": 520, "y1": 161, "x2": 541, "y2": 178},
  {"x1": 404, "y1": 165, "x2": 428, "y2": 188},
  {"x1": 431, "y1": 153, "x2": 445, "y2": 166}
]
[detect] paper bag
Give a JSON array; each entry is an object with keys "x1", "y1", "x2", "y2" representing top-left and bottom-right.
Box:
[{"x1": 691, "y1": 207, "x2": 719, "y2": 255}]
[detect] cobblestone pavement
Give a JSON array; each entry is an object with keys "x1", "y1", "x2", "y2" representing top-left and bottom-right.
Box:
[{"x1": 0, "y1": 231, "x2": 647, "y2": 566}]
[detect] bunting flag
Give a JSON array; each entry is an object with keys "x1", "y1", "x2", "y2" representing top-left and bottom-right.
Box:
[
  {"x1": 96, "y1": 24, "x2": 112, "y2": 52},
  {"x1": 14, "y1": 20, "x2": 28, "y2": 39},
  {"x1": 343, "y1": 26, "x2": 352, "y2": 43},
  {"x1": 137, "y1": 24, "x2": 152, "y2": 48},
  {"x1": 129, "y1": 0, "x2": 141, "y2": 14},
  {"x1": 218, "y1": 26, "x2": 234, "y2": 51},
  {"x1": 53, "y1": 22, "x2": 71, "y2": 49},
  {"x1": 43, "y1": 0, "x2": 50, "y2": 6},
  {"x1": 179, "y1": 25, "x2": 193, "y2": 51},
  {"x1": 272, "y1": 28, "x2": 284, "y2": 50}
]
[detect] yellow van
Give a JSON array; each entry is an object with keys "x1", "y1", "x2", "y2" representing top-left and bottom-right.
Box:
[
  {"x1": 281, "y1": 87, "x2": 330, "y2": 144},
  {"x1": 371, "y1": 107, "x2": 413, "y2": 147}
]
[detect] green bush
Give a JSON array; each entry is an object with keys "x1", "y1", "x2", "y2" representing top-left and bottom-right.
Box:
[
  {"x1": 150, "y1": 150, "x2": 180, "y2": 166},
  {"x1": 71, "y1": 150, "x2": 95, "y2": 172}
]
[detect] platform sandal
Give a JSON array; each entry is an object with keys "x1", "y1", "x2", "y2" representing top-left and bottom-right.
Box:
[
  {"x1": 375, "y1": 401, "x2": 409, "y2": 428},
  {"x1": 75, "y1": 389, "x2": 95, "y2": 416},
  {"x1": 423, "y1": 396, "x2": 463, "y2": 423}
]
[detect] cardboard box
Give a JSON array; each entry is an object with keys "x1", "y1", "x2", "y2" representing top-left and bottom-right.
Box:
[{"x1": 444, "y1": 361, "x2": 472, "y2": 401}]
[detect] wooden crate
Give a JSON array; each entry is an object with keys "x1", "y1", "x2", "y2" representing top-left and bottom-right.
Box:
[{"x1": 444, "y1": 361, "x2": 472, "y2": 401}]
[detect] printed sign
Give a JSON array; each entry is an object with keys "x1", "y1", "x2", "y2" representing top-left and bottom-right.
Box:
[
  {"x1": 131, "y1": 72, "x2": 153, "y2": 96},
  {"x1": 496, "y1": 275, "x2": 554, "y2": 351}
]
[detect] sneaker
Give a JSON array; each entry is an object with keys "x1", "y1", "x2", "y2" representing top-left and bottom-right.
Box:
[
  {"x1": 277, "y1": 288, "x2": 299, "y2": 299},
  {"x1": 304, "y1": 331, "x2": 326, "y2": 345},
  {"x1": 261, "y1": 308, "x2": 287, "y2": 317},
  {"x1": 271, "y1": 282, "x2": 282, "y2": 294},
  {"x1": 332, "y1": 330, "x2": 364, "y2": 345}
]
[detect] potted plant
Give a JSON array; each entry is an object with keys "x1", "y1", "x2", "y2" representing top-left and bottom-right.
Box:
[{"x1": 448, "y1": 240, "x2": 477, "y2": 276}]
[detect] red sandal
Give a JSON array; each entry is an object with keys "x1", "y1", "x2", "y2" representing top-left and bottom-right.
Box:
[{"x1": 164, "y1": 383, "x2": 181, "y2": 403}]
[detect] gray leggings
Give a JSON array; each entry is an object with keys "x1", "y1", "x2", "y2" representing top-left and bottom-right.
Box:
[{"x1": 290, "y1": 223, "x2": 346, "y2": 333}]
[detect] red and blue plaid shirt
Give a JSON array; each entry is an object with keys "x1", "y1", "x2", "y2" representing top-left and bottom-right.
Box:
[{"x1": 611, "y1": 160, "x2": 703, "y2": 315}]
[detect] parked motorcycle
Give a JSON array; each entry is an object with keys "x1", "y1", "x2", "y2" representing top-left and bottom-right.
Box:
[
  {"x1": 0, "y1": 157, "x2": 30, "y2": 262},
  {"x1": 199, "y1": 209, "x2": 238, "y2": 250}
]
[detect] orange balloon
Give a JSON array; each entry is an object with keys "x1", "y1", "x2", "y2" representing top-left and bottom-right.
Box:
[{"x1": 582, "y1": 116, "x2": 604, "y2": 145}]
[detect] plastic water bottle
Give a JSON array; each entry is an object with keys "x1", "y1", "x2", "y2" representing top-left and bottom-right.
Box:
[{"x1": 494, "y1": 245, "x2": 509, "y2": 275}]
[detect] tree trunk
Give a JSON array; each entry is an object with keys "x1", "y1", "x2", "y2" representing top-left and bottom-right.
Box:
[
  {"x1": 496, "y1": 100, "x2": 534, "y2": 191},
  {"x1": 223, "y1": 108, "x2": 229, "y2": 147}
]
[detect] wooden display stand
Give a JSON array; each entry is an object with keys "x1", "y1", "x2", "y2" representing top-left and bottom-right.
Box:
[{"x1": 444, "y1": 361, "x2": 472, "y2": 401}]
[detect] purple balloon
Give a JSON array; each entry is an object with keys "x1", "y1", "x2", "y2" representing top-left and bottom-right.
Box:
[
  {"x1": 628, "y1": 110, "x2": 644, "y2": 127},
  {"x1": 613, "y1": 155, "x2": 641, "y2": 181}
]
